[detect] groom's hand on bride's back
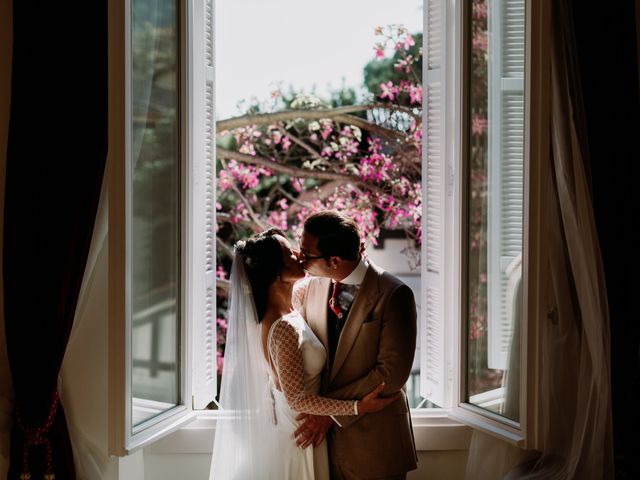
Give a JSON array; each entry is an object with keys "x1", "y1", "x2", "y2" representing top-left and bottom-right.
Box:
[
  {"x1": 294, "y1": 413, "x2": 333, "y2": 448},
  {"x1": 358, "y1": 382, "x2": 400, "y2": 414}
]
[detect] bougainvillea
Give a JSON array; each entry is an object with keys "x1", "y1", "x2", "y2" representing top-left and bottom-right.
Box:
[
  {"x1": 214, "y1": 13, "x2": 492, "y2": 391},
  {"x1": 214, "y1": 25, "x2": 423, "y2": 377}
]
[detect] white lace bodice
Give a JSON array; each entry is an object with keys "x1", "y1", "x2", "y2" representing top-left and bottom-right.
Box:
[{"x1": 267, "y1": 312, "x2": 357, "y2": 416}]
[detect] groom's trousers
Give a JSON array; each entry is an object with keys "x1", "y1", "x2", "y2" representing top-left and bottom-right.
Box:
[{"x1": 329, "y1": 447, "x2": 407, "y2": 480}]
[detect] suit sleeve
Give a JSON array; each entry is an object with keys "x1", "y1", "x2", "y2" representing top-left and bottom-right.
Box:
[{"x1": 329, "y1": 283, "x2": 417, "y2": 428}]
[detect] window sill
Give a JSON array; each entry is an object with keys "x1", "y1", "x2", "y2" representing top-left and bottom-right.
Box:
[{"x1": 144, "y1": 409, "x2": 473, "y2": 454}]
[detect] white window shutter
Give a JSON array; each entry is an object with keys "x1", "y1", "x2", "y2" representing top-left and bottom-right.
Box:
[
  {"x1": 421, "y1": 0, "x2": 449, "y2": 408},
  {"x1": 487, "y1": 0, "x2": 525, "y2": 370},
  {"x1": 192, "y1": 0, "x2": 218, "y2": 408}
]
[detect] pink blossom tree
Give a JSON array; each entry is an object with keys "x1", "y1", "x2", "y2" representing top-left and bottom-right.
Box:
[{"x1": 214, "y1": 25, "x2": 423, "y2": 379}]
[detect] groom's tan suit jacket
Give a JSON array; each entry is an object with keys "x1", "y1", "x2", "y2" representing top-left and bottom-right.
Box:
[{"x1": 296, "y1": 262, "x2": 418, "y2": 479}]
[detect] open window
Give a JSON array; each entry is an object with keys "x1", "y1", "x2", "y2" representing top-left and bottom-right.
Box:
[
  {"x1": 421, "y1": 0, "x2": 548, "y2": 446},
  {"x1": 107, "y1": 0, "x2": 549, "y2": 455}
]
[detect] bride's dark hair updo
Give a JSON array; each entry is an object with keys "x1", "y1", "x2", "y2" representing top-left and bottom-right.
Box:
[{"x1": 234, "y1": 228, "x2": 286, "y2": 322}]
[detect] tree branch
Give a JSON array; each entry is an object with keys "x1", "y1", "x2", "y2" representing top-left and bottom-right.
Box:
[
  {"x1": 217, "y1": 103, "x2": 420, "y2": 131},
  {"x1": 216, "y1": 235, "x2": 234, "y2": 257},
  {"x1": 217, "y1": 278, "x2": 231, "y2": 293},
  {"x1": 216, "y1": 211, "x2": 262, "y2": 231},
  {"x1": 333, "y1": 114, "x2": 410, "y2": 141},
  {"x1": 217, "y1": 147, "x2": 372, "y2": 187},
  {"x1": 220, "y1": 159, "x2": 267, "y2": 230},
  {"x1": 277, "y1": 127, "x2": 325, "y2": 162}
]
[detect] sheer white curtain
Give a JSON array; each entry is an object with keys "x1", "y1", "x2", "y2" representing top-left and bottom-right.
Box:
[
  {"x1": 529, "y1": 0, "x2": 614, "y2": 475},
  {"x1": 60, "y1": 180, "x2": 109, "y2": 480}
]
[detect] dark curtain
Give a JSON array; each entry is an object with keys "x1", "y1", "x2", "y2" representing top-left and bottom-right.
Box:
[
  {"x1": 570, "y1": 2, "x2": 640, "y2": 479},
  {"x1": 3, "y1": 0, "x2": 107, "y2": 478}
]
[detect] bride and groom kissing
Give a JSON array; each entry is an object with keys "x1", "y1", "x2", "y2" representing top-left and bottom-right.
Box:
[{"x1": 210, "y1": 210, "x2": 418, "y2": 480}]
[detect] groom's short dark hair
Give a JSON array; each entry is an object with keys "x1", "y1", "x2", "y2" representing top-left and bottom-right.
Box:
[{"x1": 303, "y1": 211, "x2": 361, "y2": 261}]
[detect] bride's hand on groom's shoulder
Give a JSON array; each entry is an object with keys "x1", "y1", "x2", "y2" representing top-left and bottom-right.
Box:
[{"x1": 358, "y1": 382, "x2": 400, "y2": 414}]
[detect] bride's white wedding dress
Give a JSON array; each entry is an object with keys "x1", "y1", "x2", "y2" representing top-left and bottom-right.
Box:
[
  {"x1": 266, "y1": 311, "x2": 357, "y2": 480},
  {"x1": 209, "y1": 259, "x2": 356, "y2": 480}
]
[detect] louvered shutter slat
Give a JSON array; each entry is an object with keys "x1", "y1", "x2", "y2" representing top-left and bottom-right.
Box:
[
  {"x1": 193, "y1": 0, "x2": 218, "y2": 408},
  {"x1": 487, "y1": 0, "x2": 525, "y2": 371},
  {"x1": 421, "y1": 0, "x2": 448, "y2": 408}
]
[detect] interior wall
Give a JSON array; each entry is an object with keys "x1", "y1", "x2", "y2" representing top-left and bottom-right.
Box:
[
  {"x1": 142, "y1": 449, "x2": 469, "y2": 480},
  {"x1": 0, "y1": 0, "x2": 14, "y2": 476}
]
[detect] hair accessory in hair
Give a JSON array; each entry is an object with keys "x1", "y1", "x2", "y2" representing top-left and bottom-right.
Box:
[
  {"x1": 234, "y1": 240, "x2": 247, "y2": 253},
  {"x1": 234, "y1": 239, "x2": 258, "y2": 269}
]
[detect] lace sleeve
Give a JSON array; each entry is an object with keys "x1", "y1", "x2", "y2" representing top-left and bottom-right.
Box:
[
  {"x1": 292, "y1": 277, "x2": 311, "y2": 312},
  {"x1": 269, "y1": 319, "x2": 357, "y2": 416}
]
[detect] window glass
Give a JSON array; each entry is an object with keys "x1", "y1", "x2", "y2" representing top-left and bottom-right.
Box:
[
  {"x1": 130, "y1": 0, "x2": 181, "y2": 427},
  {"x1": 466, "y1": 0, "x2": 524, "y2": 422}
]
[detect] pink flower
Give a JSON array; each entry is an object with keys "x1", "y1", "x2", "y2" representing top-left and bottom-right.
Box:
[
  {"x1": 217, "y1": 170, "x2": 233, "y2": 191},
  {"x1": 379, "y1": 81, "x2": 399, "y2": 101},
  {"x1": 216, "y1": 265, "x2": 227, "y2": 280},
  {"x1": 400, "y1": 34, "x2": 415, "y2": 50},
  {"x1": 230, "y1": 204, "x2": 250, "y2": 224},
  {"x1": 216, "y1": 317, "x2": 228, "y2": 331},
  {"x1": 394, "y1": 56, "x2": 414, "y2": 74},
  {"x1": 276, "y1": 198, "x2": 289, "y2": 210},
  {"x1": 238, "y1": 141, "x2": 256, "y2": 156},
  {"x1": 472, "y1": 31, "x2": 488, "y2": 51},
  {"x1": 290, "y1": 177, "x2": 305, "y2": 193},
  {"x1": 474, "y1": 2, "x2": 488, "y2": 19},
  {"x1": 281, "y1": 135, "x2": 292, "y2": 151},
  {"x1": 470, "y1": 321, "x2": 482, "y2": 340},
  {"x1": 320, "y1": 119, "x2": 333, "y2": 140},
  {"x1": 471, "y1": 114, "x2": 488, "y2": 136},
  {"x1": 409, "y1": 85, "x2": 423, "y2": 105},
  {"x1": 268, "y1": 210, "x2": 288, "y2": 230},
  {"x1": 217, "y1": 350, "x2": 224, "y2": 374}
]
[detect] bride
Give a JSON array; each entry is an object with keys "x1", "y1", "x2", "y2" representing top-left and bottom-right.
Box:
[{"x1": 209, "y1": 228, "x2": 396, "y2": 480}]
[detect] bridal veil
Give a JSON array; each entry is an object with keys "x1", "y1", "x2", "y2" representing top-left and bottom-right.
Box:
[{"x1": 209, "y1": 255, "x2": 282, "y2": 480}]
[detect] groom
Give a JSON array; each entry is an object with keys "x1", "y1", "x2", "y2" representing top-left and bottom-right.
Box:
[{"x1": 295, "y1": 211, "x2": 417, "y2": 480}]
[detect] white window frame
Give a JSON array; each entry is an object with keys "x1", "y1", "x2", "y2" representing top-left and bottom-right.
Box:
[
  {"x1": 441, "y1": 0, "x2": 550, "y2": 448},
  {"x1": 108, "y1": 0, "x2": 197, "y2": 455},
  {"x1": 107, "y1": 0, "x2": 551, "y2": 456}
]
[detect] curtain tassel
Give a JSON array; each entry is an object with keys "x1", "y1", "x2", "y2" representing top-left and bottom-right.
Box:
[{"x1": 17, "y1": 390, "x2": 59, "y2": 480}]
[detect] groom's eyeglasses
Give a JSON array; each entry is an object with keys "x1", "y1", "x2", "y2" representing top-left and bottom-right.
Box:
[{"x1": 299, "y1": 250, "x2": 328, "y2": 262}]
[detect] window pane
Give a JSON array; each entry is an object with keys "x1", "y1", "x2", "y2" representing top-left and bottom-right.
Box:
[
  {"x1": 466, "y1": 0, "x2": 524, "y2": 422},
  {"x1": 130, "y1": 0, "x2": 181, "y2": 427}
]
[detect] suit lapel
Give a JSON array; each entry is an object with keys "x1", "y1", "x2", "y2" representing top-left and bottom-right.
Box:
[
  {"x1": 308, "y1": 277, "x2": 331, "y2": 352},
  {"x1": 330, "y1": 265, "x2": 381, "y2": 382}
]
